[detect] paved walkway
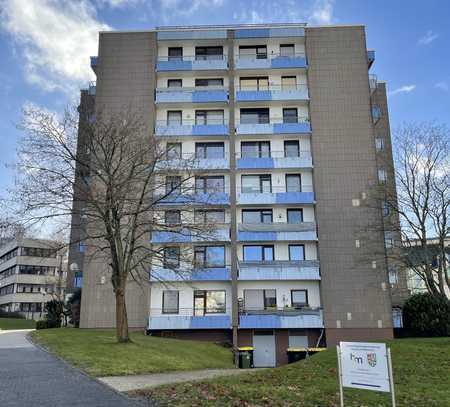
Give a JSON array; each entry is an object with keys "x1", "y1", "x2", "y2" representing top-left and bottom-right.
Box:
[
  {"x1": 0, "y1": 330, "x2": 146, "y2": 407},
  {"x1": 99, "y1": 368, "x2": 257, "y2": 392}
]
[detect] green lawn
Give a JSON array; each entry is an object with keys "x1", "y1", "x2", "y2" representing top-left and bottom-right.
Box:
[
  {"x1": 0, "y1": 318, "x2": 36, "y2": 330},
  {"x1": 133, "y1": 337, "x2": 450, "y2": 407},
  {"x1": 31, "y1": 328, "x2": 234, "y2": 376}
]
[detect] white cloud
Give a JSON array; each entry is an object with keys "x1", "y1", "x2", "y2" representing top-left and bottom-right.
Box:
[
  {"x1": 418, "y1": 30, "x2": 439, "y2": 45},
  {"x1": 310, "y1": 0, "x2": 334, "y2": 25},
  {"x1": 96, "y1": 0, "x2": 141, "y2": 8},
  {"x1": 434, "y1": 81, "x2": 449, "y2": 92},
  {"x1": 388, "y1": 85, "x2": 416, "y2": 96},
  {"x1": 156, "y1": 0, "x2": 225, "y2": 22},
  {"x1": 0, "y1": 0, "x2": 110, "y2": 95}
]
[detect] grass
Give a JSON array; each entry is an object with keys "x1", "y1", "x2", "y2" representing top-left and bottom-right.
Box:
[
  {"x1": 133, "y1": 337, "x2": 450, "y2": 407},
  {"x1": 0, "y1": 317, "x2": 36, "y2": 330},
  {"x1": 31, "y1": 328, "x2": 234, "y2": 377}
]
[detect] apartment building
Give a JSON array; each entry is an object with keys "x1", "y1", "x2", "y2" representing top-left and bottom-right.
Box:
[
  {"x1": 0, "y1": 237, "x2": 66, "y2": 320},
  {"x1": 70, "y1": 23, "x2": 407, "y2": 367}
]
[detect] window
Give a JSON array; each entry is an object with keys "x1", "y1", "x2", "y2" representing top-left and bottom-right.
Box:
[
  {"x1": 243, "y1": 289, "x2": 276, "y2": 311},
  {"x1": 195, "y1": 46, "x2": 223, "y2": 60},
  {"x1": 195, "y1": 110, "x2": 224, "y2": 125},
  {"x1": 289, "y1": 244, "x2": 305, "y2": 261},
  {"x1": 287, "y1": 209, "x2": 303, "y2": 224},
  {"x1": 20, "y1": 247, "x2": 56, "y2": 258},
  {"x1": 195, "y1": 176, "x2": 225, "y2": 193},
  {"x1": 239, "y1": 45, "x2": 267, "y2": 59},
  {"x1": 242, "y1": 209, "x2": 272, "y2": 224},
  {"x1": 195, "y1": 78, "x2": 224, "y2": 87},
  {"x1": 240, "y1": 108, "x2": 269, "y2": 124},
  {"x1": 165, "y1": 176, "x2": 181, "y2": 195},
  {"x1": 165, "y1": 210, "x2": 181, "y2": 225},
  {"x1": 283, "y1": 108, "x2": 298, "y2": 123},
  {"x1": 194, "y1": 246, "x2": 225, "y2": 268},
  {"x1": 241, "y1": 174, "x2": 271, "y2": 193},
  {"x1": 194, "y1": 290, "x2": 226, "y2": 315},
  {"x1": 195, "y1": 143, "x2": 224, "y2": 159},
  {"x1": 241, "y1": 141, "x2": 270, "y2": 158},
  {"x1": 166, "y1": 142, "x2": 182, "y2": 159},
  {"x1": 162, "y1": 291, "x2": 179, "y2": 314},
  {"x1": 168, "y1": 47, "x2": 183, "y2": 61},
  {"x1": 195, "y1": 210, "x2": 225, "y2": 224},
  {"x1": 382, "y1": 201, "x2": 390, "y2": 216},
  {"x1": 375, "y1": 137, "x2": 385, "y2": 151},
  {"x1": 163, "y1": 247, "x2": 180, "y2": 268},
  {"x1": 243, "y1": 245, "x2": 274, "y2": 262},
  {"x1": 378, "y1": 168, "x2": 387, "y2": 183},
  {"x1": 167, "y1": 79, "x2": 182, "y2": 88},
  {"x1": 167, "y1": 110, "x2": 182, "y2": 125},
  {"x1": 392, "y1": 308, "x2": 403, "y2": 328},
  {"x1": 280, "y1": 44, "x2": 295, "y2": 57},
  {"x1": 388, "y1": 268, "x2": 398, "y2": 285},
  {"x1": 291, "y1": 290, "x2": 308, "y2": 308},
  {"x1": 384, "y1": 233, "x2": 394, "y2": 249},
  {"x1": 284, "y1": 140, "x2": 300, "y2": 157},
  {"x1": 239, "y1": 77, "x2": 269, "y2": 91},
  {"x1": 286, "y1": 174, "x2": 302, "y2": 192},
  {"x1": 281, "y1": 76, "x2": 297, "y2": 90}
]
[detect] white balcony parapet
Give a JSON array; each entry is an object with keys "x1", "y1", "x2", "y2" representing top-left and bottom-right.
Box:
[{"x1": 238, "y1": 260, "x2": 320, "y2": 280}]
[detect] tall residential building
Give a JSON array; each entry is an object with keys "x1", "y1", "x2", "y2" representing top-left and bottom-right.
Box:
[
  {"x1": 0, "y1": 237, "x2": 66, "y2": 320},
  {"x1": 69, "y1": 23, "x2": 408, "y2": 367}
]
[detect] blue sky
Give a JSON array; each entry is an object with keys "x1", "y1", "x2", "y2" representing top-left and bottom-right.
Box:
[{"x1": 0, "y1": 0, "x2": 449, "y2": 196}]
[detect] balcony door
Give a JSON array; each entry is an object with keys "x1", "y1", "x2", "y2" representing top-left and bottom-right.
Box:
[{"x1": 239, "y1": 45, "x2": 267, "y2": 60}]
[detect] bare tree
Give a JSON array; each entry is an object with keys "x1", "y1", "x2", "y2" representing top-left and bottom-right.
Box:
[
  {"x1": 11, "y1": 104, "x2": 219, "y2": 342},
  {"x1": 367, "y1": 123, "x2": 449, "y2": 299}
]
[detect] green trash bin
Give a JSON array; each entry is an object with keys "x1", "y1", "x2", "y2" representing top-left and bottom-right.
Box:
[
  {"x1": 238, "y1": 347, "x2": 254, "y2": 368},
  {"x1": 287, "y1": 348, "x2": 308, "y2": 363}
]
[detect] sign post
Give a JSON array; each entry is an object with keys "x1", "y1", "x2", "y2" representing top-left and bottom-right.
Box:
[{"x1": 336, "y1": 342, "x2": 396, "y2": 406}]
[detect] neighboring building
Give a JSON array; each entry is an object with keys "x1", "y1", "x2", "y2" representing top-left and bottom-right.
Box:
[
  {"x1": 0, "y1": 237, "x2": 66, "y2": 320},
  {"x1": 70, "y1": 23, "x2": 407, "y2": 366},
  {"x1": 406, "y1": 238, "x2": 450, "y2": 298}
]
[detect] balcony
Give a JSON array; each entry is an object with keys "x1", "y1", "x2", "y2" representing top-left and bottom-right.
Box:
[
  {"x1": 155, "y1": 120, "x2": 229, "y2": 137},
  {"x1": 372, "y1": 105, "x2": 382, "y2": 123},
  {"x1": 367, "y1": 50, "x2": 375, "y2": 69},
  {"x1": 237, "y1": 222, "x2": 317, "y2": 242},
  {"x1": 236, "y1": 117, "x2": 311, "y2": 135},
  {"x1": 237, "y1": 185, "x2": 315, "y2": 205},
  {"x1": 238, "y1": 260, "x2": 320, "y2": 280},
  {"x1": 156, "y1": 155, "x2": 229, "y2": 171},
  {"x1": 235, "y1": 26, "x2": 305, "y2": 39},
  {"x1": 90, "y1": 56, "x2": 98, "y2": 74},
  {"x1": 237, "y1": 151, "x2": 312, "y2": 170},
  {"x1": 156, "y1": 191, "x2": 230, "y2": 206},
  {"x1": 156, "y1": 87, "x2": 228, "y2": 104},
  {"x1": 156, "y1": 55, "x2": 228, "y2": 72},
  {"x1": 239, "y1": 308, "x2": 323, "y2": 329},
  {"x1": 151, "y1": 226, "x2": 230, "y2": 243},
  {"x1": 235, "y1": 53, "x2": 307, "y2": 70},
  {"x1": 236, "y1": 84, "x2": 309, "y2": 102},
  {"x1": 150, "y1": 267, "x2": 231, "y2": 282},
  {"x1": 148, "y1": 308, "x2": 231, "y2": 330},
  {"x1": 157, "y1": 30, "x2": 227, "y2": 40},
  {"x1": 369, "y1": 74, "x2": 377, "y2": 94}
]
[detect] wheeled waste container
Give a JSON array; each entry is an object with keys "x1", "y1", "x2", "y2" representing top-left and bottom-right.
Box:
[{"x1": 238, "y1": 347, "x2": 254, "y2": 368}]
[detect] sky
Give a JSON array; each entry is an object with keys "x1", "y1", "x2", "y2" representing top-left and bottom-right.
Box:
[{"x1": 0, "y1": 0, "x2": 449, "y2": 196}]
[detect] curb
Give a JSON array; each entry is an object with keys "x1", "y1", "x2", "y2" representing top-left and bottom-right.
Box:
[{"x1": 27, "y1": 331, "x2": 154, "y2": 406}]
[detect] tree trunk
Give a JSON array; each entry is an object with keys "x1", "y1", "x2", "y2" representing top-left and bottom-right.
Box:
[{"x1": 115, "y1": 285, "x2": 130, "y2": 343}]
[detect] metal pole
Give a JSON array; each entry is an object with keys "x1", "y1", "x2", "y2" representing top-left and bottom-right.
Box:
[
  {"x1": 387, "y1": 348, "x2": 396, "y2": 407},
  {"x1": 336, "y1": 346, "x2": 344, "y2": 407}
]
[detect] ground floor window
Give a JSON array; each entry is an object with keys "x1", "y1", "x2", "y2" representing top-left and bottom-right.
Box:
[
  {"x1": 392, "y1": 307, "x2": 403, "y2": 328},
  {"x1": 162, "y1": 290, "x2": 179, "y2": 314},
  {"x1": 193, "y1": 290, "x2": 226, "y2": 315}
]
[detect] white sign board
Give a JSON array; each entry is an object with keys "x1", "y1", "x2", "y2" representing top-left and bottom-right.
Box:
[{"x1": 339, "y1": 342, "x2": 390, "y2": 393}]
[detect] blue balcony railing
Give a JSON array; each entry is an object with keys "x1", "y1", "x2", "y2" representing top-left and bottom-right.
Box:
[
  {"x1": 155, "y1": 120, "x2": 229, "y2": 137},
  {"x1": 156, "y1": 88, "x2": 228, "y2": 104},
  {"x1": 156, "y1": 155, "x2": 229, "y2": 171},
  {"x1": 235, "y1": 53, "x2": 307, "y2": 70},
  {"x1": 235, "y1": 27, "x2": 305, "y2": 39},
  {"x1": 156, "y1": 191, "x2": 230, "y2": 206},
  {"x1": 236, "y1": 151, "x2": 312, "y2": 169},
  {"x1": 151, "y1": 227, "x2": 230, "y2": 243},
  {"x1": 237, "y1": 185, "x2": 315, "y2": 205},
  {"x1": 238, "y1": 260, "x2": 320, "y2": 280},
  {"x1": 236, "y1": 117, "x2": 311, "y2": 135},
  {"x1": 157, "y1": 55, "x2": 228, "y2": 71},
  {"x1": 239, "y1": 308, "x2": 323, "y2": 329},
  {"x1": 148, "y1": 308, "x2": 231, "y2": 330},
  {"x1": 150, "y1": 267, "x2": 231, "y2": 282},
  {"x1": 236, "y1": 84, "x2": 308, "y2": 102},
  {"x1": 237, "y1": 221, "x2": 317, "y2": 242}
]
